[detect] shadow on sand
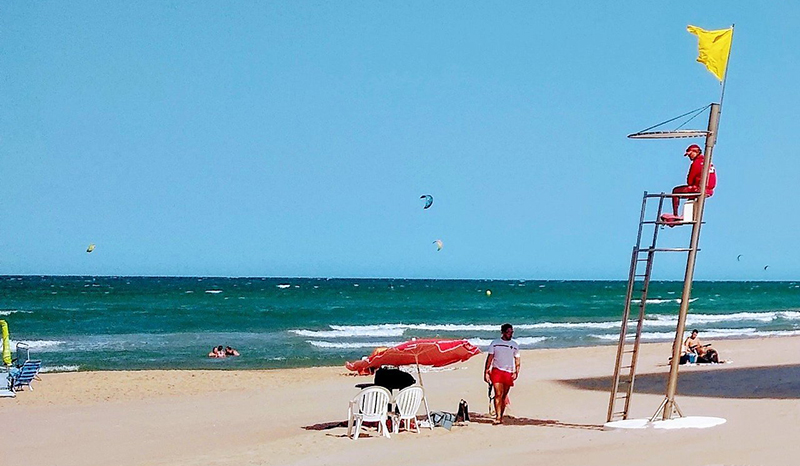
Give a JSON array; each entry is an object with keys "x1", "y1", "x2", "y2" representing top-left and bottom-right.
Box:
[
  {"x1": 559, "y1": 364, "x2": 800, "y2": 399},
  {"x1": 302, "y1": 413, "x2": 603, "y2": 433},
  {"x1": 469, "y1": 413, "x2": 604, "y2": 430},
  {"x1": 302, "y1": 420, "x2": 376, "y2": 439}
]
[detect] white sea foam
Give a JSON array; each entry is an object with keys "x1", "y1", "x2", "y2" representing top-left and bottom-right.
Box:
[
  {"x1": 519, "y1": 321, "x2": 620, "y2": 330},
  {"x1": 10, "y1": 340, "x2": 66, "y2": 350},
  {"x1": 403, "y1": 323, "x2": 497, "y2": 332},
  {"x1": 205, "y1": 290, "x2": 223, "y2": 294},
  {"x1": 632, "y1": 298, "x2": 699, "y2": 305},
  {"x1": 40, "y1": 365, "x2": 79, "y2": 373},
  {"x1": 294, "y1": 311, "x2": 800, "y2": 342},
  {"x1": 306, "y1": 340, "x2": 402, "y2": 349},
  {"x1": 469, "y1": 336, "x2": 547, "y2": 347},
  {"x1": 0, "y1": 310, "x2": 28, "y2": 316},
  {"x1": 649, "y1": 311, "x2": 800, "y2": 325},
  {"x1": 759, "y1": 330, "x2": 800, "y2": 337},
  {"x1": 277, "y1": 284, "x2": 291, "y2": 289},
  {"x1": 291, "y1": 322, "x2": 608, "y2": 339},
  {"x1": 291, "y1": 327, "x2": 406, "y2": 338},
  {"x1": 325, "y1": 321, "x2": 622, "y2": 334},
  {"x1": 468, "y1": 338, "x2": 493, "y2": 346},
  {"x1": 591, "y1": 328, "x2": 764, "y2": 341}
]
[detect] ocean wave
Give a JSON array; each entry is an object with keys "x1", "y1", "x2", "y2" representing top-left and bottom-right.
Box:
[
  {"x1": 40, "y1": 365, "x2": 79, "y2": 373},
  {"x1": 469, "y1": 336, "x2": 547, "y2": 347},
  {"x1": 0, "y1": 310, "x2": 29, "y2": 316},
  {"x1": 9, "y1": 340, "x2": 66, "y2": 350},
  {"x1": 649, "y1": 311, "x2": 800, "y2": 325},
  {"x1": 404, "y1": 323, "x2": 497, "y2": 332},
  {"x1": 590, "y1": 328, "x2": 763, "y2": 341},
  {"x1": 291, "y1": 327, "x2": 406, "y2": 338},
  {"x1": 519, "y1": 321, "x2": 620, "y2": 330},
  {"x1": 306, "y1": 340, "x2": 401, "y2": 349},
  {"x1": 205, "y1": 290, "x2": 223, "y2": 294},
  {"x1": 632, "y1": 298, "x2": 699, "y2": 305},
  {"x1": 277, "y1": 284, "x2": 291, "y2": 289},
  {"x1": 323, "y1": 322, "x2": 622, "y2": 335},
  {"x1": 759, "y1": 330, "x2": 800, "y2": 337},
  {"x1": 515, "y1": 303, "x2": 570, "y2": 308},
  {"x1": 325, "y1": 323, "x2": 496, "y2": 334}
]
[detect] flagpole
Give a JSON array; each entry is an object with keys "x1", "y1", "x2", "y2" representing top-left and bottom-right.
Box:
[{"x1": 719, "y1": 24, "x2": 735, "y2": 107}]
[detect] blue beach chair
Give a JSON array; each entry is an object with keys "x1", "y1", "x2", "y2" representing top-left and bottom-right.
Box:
[
  {"x1": 11, "y1": 360, "x2": 41, "y2": 392},
  {"x1": 0, "y1": 371, "x2": 14, "y2": 398}
]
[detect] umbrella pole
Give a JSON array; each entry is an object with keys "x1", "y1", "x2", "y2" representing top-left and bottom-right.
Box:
[{"x1": 416, "y1": 361, "x2": 433, "y2": 430}]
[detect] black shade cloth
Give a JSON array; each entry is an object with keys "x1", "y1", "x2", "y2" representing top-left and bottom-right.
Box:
[{"x1": 374, "y1": 368, "x2": 416, "y2": 391}]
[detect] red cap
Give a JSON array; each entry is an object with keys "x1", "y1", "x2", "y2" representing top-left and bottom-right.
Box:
[{"x1": 686, "y1": 144, "x2": 702, "y2": 153}]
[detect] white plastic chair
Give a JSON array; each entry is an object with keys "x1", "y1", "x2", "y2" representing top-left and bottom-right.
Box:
[
  {"x1": 391, "y1": 386, "x2": 424, "y2": 434},
  {"x1": 347, "y1": 386, "x2": 392, "y2": 440}
]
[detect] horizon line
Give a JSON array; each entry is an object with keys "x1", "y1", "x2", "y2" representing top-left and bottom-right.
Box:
[{"x1": 0, "y1": 274, "x2": 792, "y2": 283}]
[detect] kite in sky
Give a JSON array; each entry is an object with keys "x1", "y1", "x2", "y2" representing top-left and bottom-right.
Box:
[
  {"x1": 420, "y1": 195, "x2": 433, "y2": 210},
  {"x1": 433, "y1": 239, "x2": 443, "y2": 251},
  {"x1": 86, "y1": 244, "x2": 96, "y2": 253}
]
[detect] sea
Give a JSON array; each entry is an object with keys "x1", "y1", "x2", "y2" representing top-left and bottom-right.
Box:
[{"x1": 1, "y1": 276, "x2": 799, "y2": 373}]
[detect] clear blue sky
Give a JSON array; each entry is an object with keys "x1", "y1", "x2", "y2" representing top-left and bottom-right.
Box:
[{"x1": 1, "y1": 2, "x2": 798, "y2": 280}]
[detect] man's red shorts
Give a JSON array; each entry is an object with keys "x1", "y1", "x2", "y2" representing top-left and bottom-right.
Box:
[{"x1": 490, "y1": 368, "x2": 515, "y2": 387}]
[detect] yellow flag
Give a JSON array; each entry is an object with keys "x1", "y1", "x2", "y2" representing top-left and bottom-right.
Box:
[{"x1": 687, "y1": 25, "x2": 733, "y2": 81}]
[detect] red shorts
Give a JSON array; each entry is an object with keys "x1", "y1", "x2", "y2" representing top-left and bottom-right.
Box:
[{"x1": 490, "y1": 368, "x2": 515, "y2": 387}]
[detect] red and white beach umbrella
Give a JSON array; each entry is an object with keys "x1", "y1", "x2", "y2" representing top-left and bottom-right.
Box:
[
  {"x1": 345, "y1": 338, "x2": 481, "y2": 373},
  {"x1": 345, "y1": 338, "x2": 481, "y2": 428}
]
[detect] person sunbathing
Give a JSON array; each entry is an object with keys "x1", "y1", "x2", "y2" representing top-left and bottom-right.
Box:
[
  {"x1": 684, "y1": 329, "x2": 719, "y2": 363},
  {"x1": 677, "y1": 338, "x2": 696, "y2": 364}
]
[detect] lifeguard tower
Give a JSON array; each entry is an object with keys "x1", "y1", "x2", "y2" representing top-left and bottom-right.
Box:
[
  {"x1": 606, "y1": 103, "x2": 720, "y2": 425},
  {"x1": 605, "y1": 25, "x2": 734, "y2": 428}
]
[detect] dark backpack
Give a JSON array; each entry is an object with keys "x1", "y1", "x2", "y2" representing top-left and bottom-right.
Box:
[{"x1": 455, "y1": 399, "x2": 470, "y2": 423}]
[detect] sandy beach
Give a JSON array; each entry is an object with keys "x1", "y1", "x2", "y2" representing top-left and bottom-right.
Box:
[{"x1": 4, "y1": 336, "x2": 800, "y2": 466}]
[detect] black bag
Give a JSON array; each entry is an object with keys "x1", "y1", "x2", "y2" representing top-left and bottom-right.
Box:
[{"x1": 455, "y1": 399, "x2": 470, "y2": 423}]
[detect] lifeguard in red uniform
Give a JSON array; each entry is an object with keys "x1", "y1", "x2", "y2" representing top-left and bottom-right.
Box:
[{"x1": 669, "y1": 143, "x2": 717, "y2": 218}]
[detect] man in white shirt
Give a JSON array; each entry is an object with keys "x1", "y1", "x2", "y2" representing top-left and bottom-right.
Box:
[{"x1": 483, "y1": 323, "x2": 520, "y2": 424}]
